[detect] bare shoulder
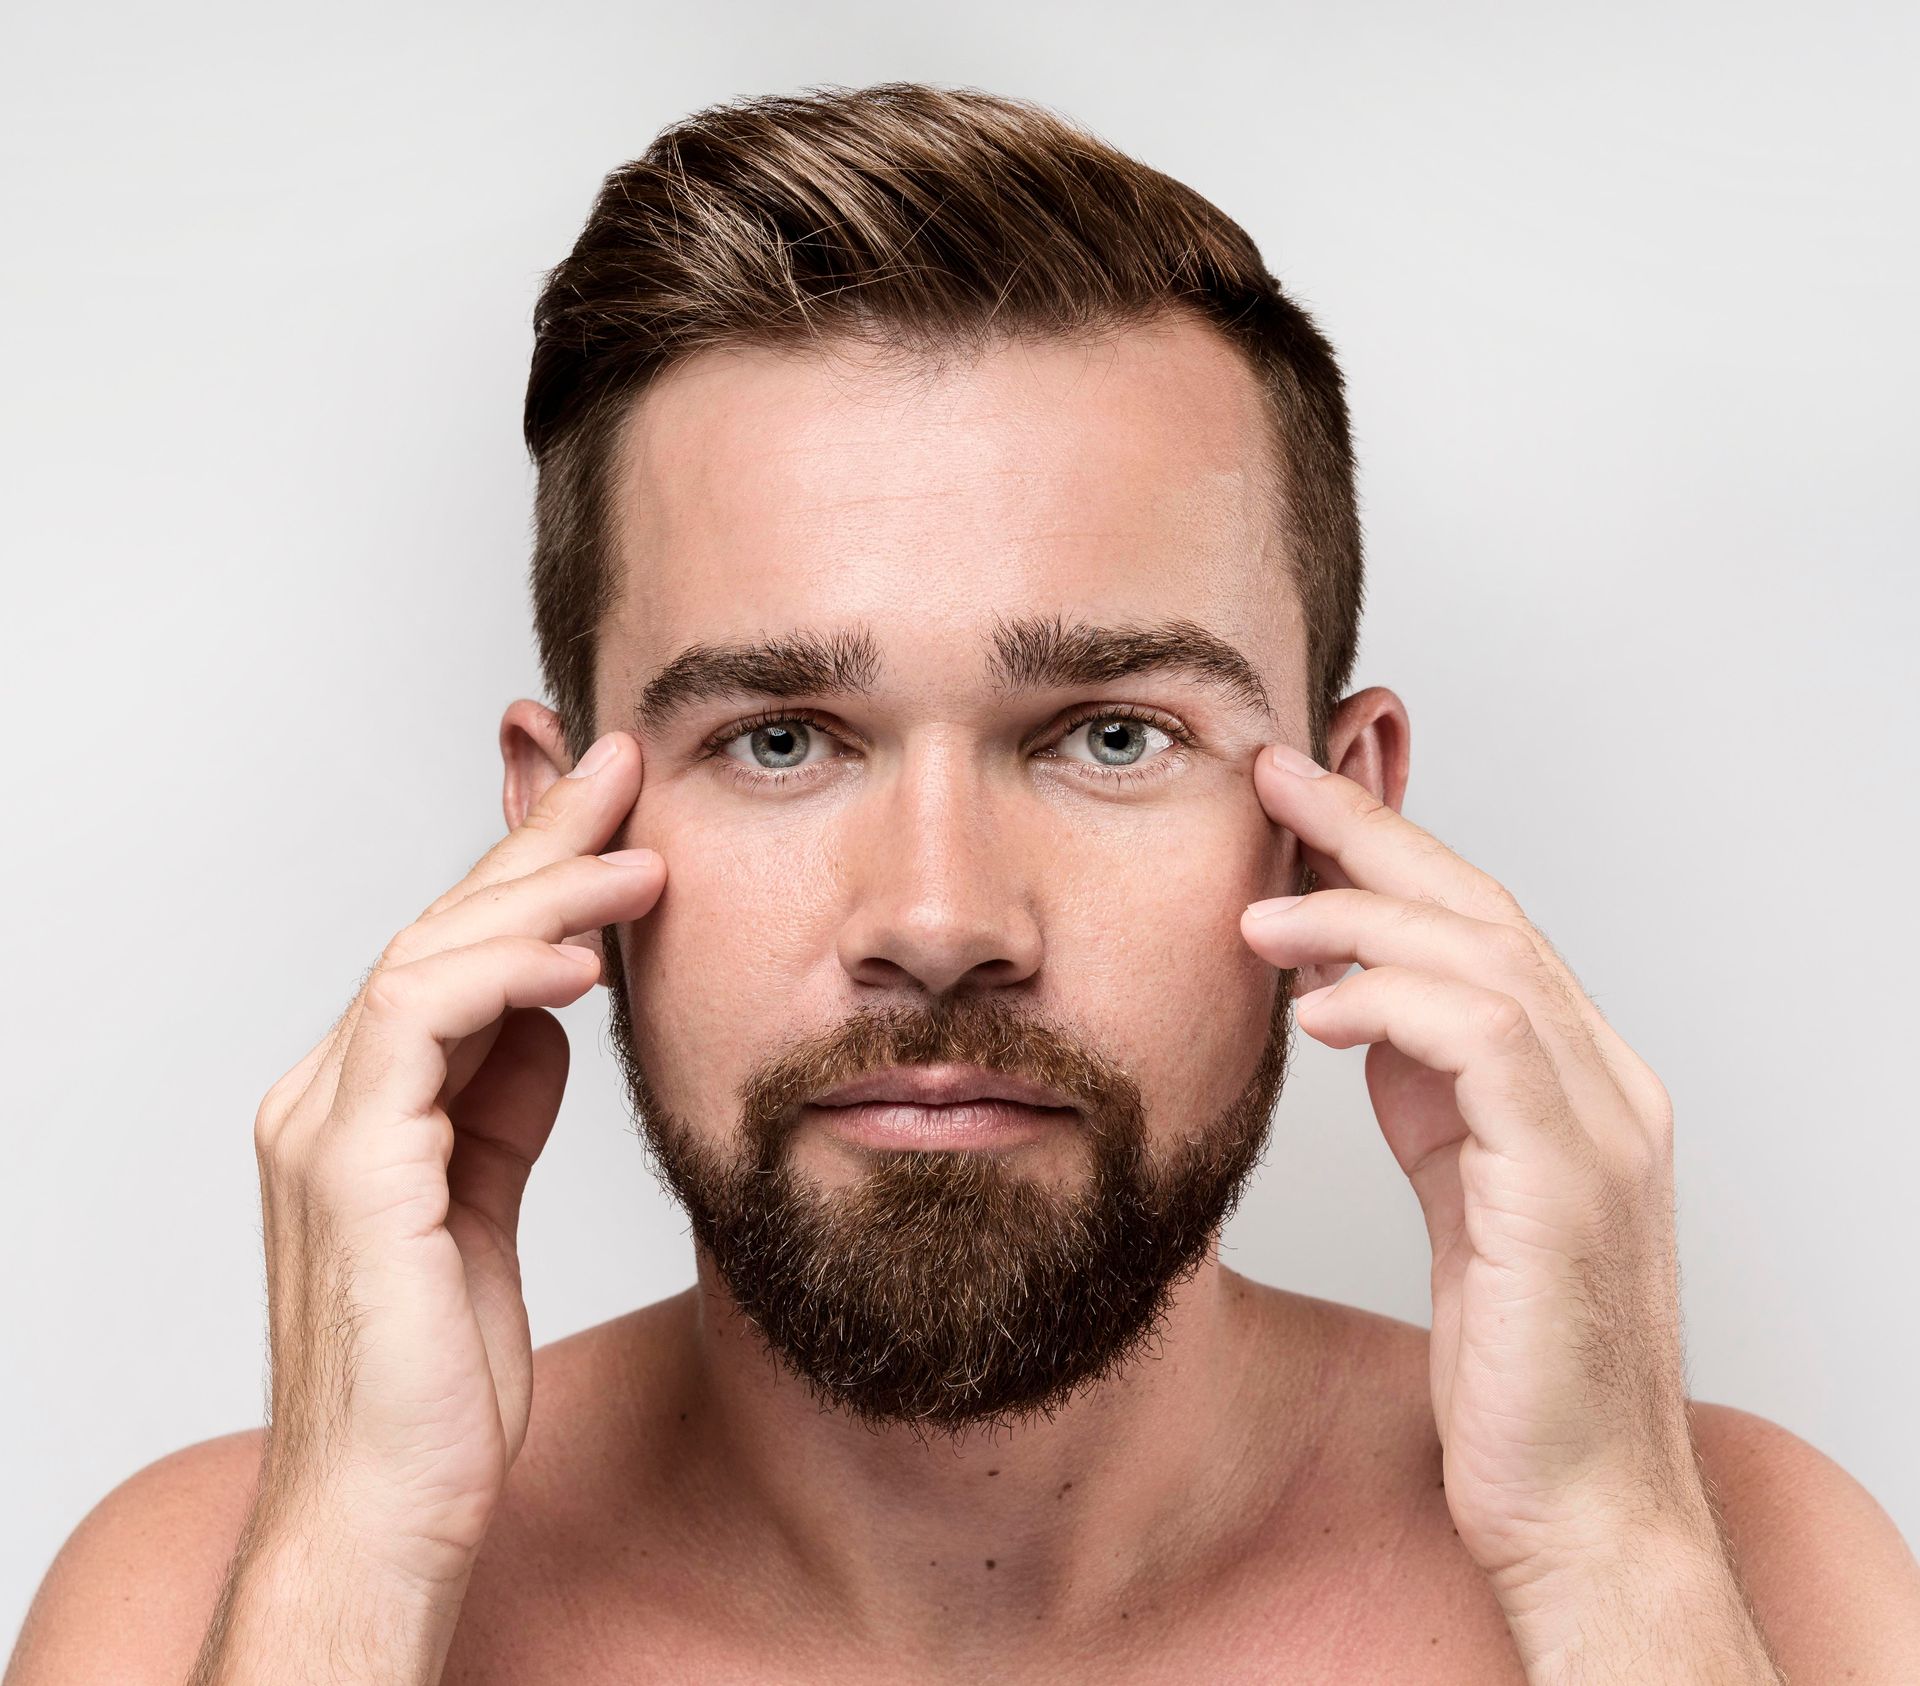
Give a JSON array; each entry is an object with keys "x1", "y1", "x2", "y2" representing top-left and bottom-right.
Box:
[
  {"x1": 2, "y1": 1302, "x2": 696, "y2": 1686},
  {"x1": 1689, "y1": 1400, "x2": 1920, "y2": 1673},
  {"x1": 4, "y1": 1426, "x2": 265, "y2": 1684},
  {"x1": 1259, "y1": 1299, "x2": 1920, "y2": 1672}
]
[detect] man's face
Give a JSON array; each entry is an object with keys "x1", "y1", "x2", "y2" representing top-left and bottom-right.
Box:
[{"x1": 593, "y1": 314, "x2": 1307, "y2": 1431}]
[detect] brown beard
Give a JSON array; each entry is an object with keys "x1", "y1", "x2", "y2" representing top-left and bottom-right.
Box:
[{"x1": 602, "y1": 946, "x2": 1297, "y2": 1438}]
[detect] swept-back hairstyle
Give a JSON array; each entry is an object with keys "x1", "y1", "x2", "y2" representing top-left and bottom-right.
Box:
[{"x1": 525, "y1": 82, "x2": 1363, "y2": 761}]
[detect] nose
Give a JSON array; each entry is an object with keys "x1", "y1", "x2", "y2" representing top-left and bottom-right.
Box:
[{"x1": 833, "y1": 734, "x2": 1045, "y2": 997}]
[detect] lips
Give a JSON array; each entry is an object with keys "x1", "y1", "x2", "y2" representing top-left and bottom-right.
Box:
[{"x1": 809, "y1": 1062, "x2": 1079, "y2": 1112}]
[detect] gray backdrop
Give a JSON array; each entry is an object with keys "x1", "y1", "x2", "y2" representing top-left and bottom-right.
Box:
[{"x1": 5, "y1": 0, "x2": 1915, "y2": 1645}]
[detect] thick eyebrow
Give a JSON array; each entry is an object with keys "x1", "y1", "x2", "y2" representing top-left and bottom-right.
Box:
[
  {"x1": 631, "y1": 613, "x2": 1276, "y2": 735},
  {"x1": 633, "y1": 625, "x2": 884, "y2": 736},
  {"x1": 990, "y1": 613, "x2": 1276, "y2": 724}
]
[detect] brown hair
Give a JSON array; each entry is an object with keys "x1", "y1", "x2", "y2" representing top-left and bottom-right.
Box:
[{"x1": 524, "y1": 82, "x2": 1364, "y2": 762}]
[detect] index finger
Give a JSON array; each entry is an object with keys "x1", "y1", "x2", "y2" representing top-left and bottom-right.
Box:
[
  {"x1": 1252, "y1": 741, "x2": 1517, "y2": 922},
  {"x1": 1252, "y1": 742, "x2": 1675, "y2": 1129},
  {"x1": 293, "y1": 727, "x2": 647, "y2": 1120},
  {"x1": 426, "y1": 728, "x2": 646, "y2": 919}
]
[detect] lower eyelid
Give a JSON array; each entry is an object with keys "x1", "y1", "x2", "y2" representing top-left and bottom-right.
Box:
[
  {"x1": 717, "y1": 755, "x2": 1182, "y2": 790},
  {"x1": 1045, "y1": 747, "x2": 1188, "y2": 783}
]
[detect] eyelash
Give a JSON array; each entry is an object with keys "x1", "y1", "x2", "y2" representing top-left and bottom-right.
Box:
[{"x1": 697, "y1": 705, "x2": 1196, "y2": 790}]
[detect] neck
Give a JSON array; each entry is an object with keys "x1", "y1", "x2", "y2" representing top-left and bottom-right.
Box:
[{"x1": 669, "y1": 1242, "x2": 1320, "y2": 1636}]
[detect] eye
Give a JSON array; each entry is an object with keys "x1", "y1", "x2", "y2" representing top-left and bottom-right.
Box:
[
  {"x1": 1045, "y1": 707, "x2": 1191, "y2": 778},
  {"x1": 710, "y1": 713, "x2": 841, "y2": 777},
  {"x1": 699, "y1": 704, "x2": 1193, "y2": 787}
]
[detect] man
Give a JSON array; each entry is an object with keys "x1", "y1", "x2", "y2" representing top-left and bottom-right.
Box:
[{"x1": 9, "y1": 82, "x2": 1918, "y2": 1684}]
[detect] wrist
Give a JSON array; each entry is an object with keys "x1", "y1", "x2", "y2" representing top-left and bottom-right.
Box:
[
  {"x1": 191, "y1": 1508, "x2": 473, "y2": 1686},
  {"x1": 1499, "y1": 1524, "x2": 1781, "y2": 1685}
]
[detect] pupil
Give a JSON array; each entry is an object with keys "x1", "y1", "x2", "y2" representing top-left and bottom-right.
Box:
[
  {"x1": 1094, "y1": 720, "x2": 1144, "y2": 764},
  {"x1": 751, "y1": 721, "x2": 809, "y2": 768}
]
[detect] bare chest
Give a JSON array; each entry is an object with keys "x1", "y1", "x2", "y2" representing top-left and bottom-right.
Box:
[{"x1": 438, "y1": 1523, "x2": 1527, "y2": 1685}]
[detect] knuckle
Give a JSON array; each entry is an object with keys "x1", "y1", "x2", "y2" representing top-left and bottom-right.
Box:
[
  {"x1": 1481, "y1": 878, "x2": 1525, "y2": 921},
  {"x1": 1475, "y1": 991, "x2": 1532, "y2": 1047},
  {"x1": 253, "y1": 1091, "x2": 288, "y2": 1154},
  {"x1": 424, "y1": 862, "x2": 494, "y2": 919},
  {"x1": 257, "y1": 1064, "x2": 304, "y2": 1123},
  {"x1": 361, "y1": 965, "x2": 418, "y2": 1020},
  {"x1": 379, "y1": 924, "x2": 427, "y2": 970},
  {"x1": 253, "y1": 1057, "x2": 320, "y2": 1153},
  {"x1": 1489, "y1": 920, "x2": 1543, "y2": 974},
  {"x1": 518, "y1": 795, "x2": 568, "y2": 837},
  {"x1": 1606, "y1": 1040, "x2": 1673, "y2": 1125},
  {"x1": 417, "y1": 887, "x2": 459, "y2": 922},
  {"x1": 1351, "y1": 791, "x2": 1397, "y2": 831}
]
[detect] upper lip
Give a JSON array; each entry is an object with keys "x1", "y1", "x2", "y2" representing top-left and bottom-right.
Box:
[{"x1": 810, "y1": 1063, "x2": 1079, "y2": 1111}]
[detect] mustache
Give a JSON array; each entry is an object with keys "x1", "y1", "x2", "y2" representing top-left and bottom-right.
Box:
[{"x1": 734, "y1": 992, "x2": 1146, "y2": 1161}]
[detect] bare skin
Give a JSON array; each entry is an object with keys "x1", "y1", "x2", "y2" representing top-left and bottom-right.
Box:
[
  {"x1": 441, "y1": 1273, "x2": 1526, "y2": 1683},
  {"x1": 9, "y1": 318, "x2": 1919, "y2": 1683},
  {"x1": 12, "y1": 1287, "x2": 1914, "y2": 1683}
]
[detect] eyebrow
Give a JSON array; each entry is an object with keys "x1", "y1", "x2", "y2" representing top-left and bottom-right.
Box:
[{"x1": 631, "y1": 613, "x2": 1276, "y2": 735}]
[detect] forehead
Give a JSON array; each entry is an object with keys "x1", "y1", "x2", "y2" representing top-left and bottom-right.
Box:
[{"x1": 603, "y1": 314, "x2": 1297, "y2": 692}]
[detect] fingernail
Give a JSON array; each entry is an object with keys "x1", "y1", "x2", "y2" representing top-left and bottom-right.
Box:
[
  {"x1": 1266, "y1": 743, "x2": 1329, "y2": 779},
  {"x1": 599, "y1": 848, "x2": 659, "y2": 868},
  {"x1": 1245, "y1": 895, "x2": 1306, "y2": 922},
  {"x1": 566, "y1": 734, "x2": 620, "y2": 779},
  {"x1": 1293, "y1": 984, "x2": 1336, "y2": 1011}
]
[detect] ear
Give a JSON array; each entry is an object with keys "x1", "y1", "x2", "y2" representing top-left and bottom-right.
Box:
[
  {"x1": 1324, "y1": 684, "x2": 1411, "y2": 815},
  {"x1": 1290, "y1": 685, "x2": 1412, "y2": 995},
  {"x1": 499, "y1": 697, "x2": 577, "y2": 832}
]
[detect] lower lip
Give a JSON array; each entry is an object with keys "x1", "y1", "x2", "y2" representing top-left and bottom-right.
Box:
[{"x1": 804, "y1": 1099, "x2": 1077, "y2": 1151}]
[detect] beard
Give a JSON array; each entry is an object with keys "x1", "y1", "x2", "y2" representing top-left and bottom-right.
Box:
[{"x1": 602, "y1": 943, "x2": 1297, "y2": 1437}]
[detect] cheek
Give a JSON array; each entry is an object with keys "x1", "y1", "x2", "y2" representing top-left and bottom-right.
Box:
[
  {"x1": 616, "y1": 799, "x2": 832, "y2": 1123},
  {"x1": 1047, "y1": 810, "x2": 1283, "y2": 1120}
]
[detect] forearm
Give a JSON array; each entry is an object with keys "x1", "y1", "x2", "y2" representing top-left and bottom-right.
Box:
[
  {"x1": 1502, "y1": 1524, "x2": 1784, "y2": 1686},
  {"x1": 189, "y1": 1507, "x2": 472, "y2": 1686}
]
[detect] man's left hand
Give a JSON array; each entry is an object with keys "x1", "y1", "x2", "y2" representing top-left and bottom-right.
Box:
[{"x1": 1239, "y1": 741, "x2": 1781, "y2": 1683}]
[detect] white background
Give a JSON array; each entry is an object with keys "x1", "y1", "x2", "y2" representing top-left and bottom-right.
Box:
[{"x1": 4, "y1": 0, "x2": 1915, "y2": 1647}]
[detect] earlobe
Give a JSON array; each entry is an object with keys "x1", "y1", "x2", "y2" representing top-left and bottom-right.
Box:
[{"x1": 498, "y1": 698, "x2": 576, "y2": 831}]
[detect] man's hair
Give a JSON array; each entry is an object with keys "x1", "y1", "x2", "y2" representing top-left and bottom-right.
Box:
[{"x1": 524, "y1": 82, "x2": 1364, "y2": 761}]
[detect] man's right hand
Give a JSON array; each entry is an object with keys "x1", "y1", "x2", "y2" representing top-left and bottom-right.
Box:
[{"x1": 201, "y1": 729, "x2": 662, "y2": 1679}]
